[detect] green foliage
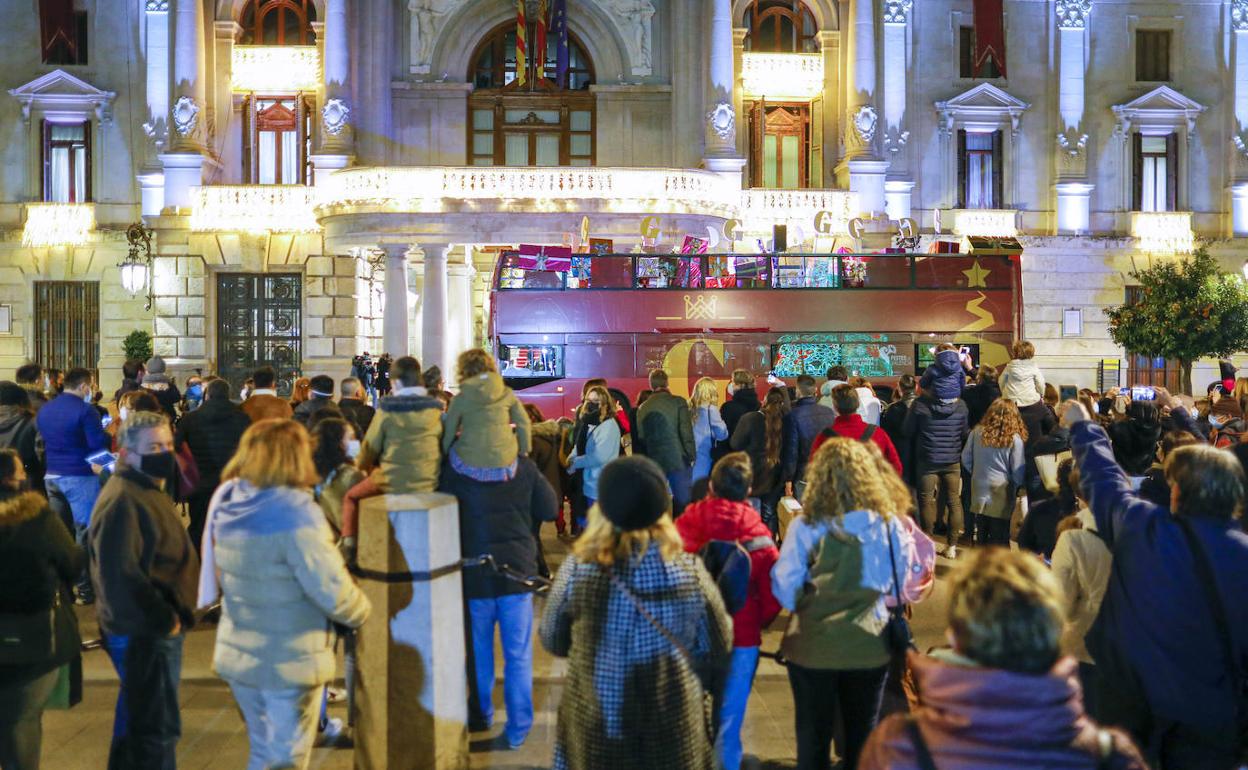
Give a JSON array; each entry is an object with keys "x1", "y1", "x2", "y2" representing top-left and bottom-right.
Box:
[
  {"x1": 1105, "y1": 249, "x2": 1248, "y2": 388},
  {"x1": 121, "y1": 329, "x2": 153, "y2": 363}
]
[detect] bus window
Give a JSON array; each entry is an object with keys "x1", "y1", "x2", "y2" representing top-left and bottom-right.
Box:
[
  {"x1": 500, "y1": 344, "x2": 564, "y2": 378},
  {"x1": 635, "y1": 256, "x2": 702, "y2": 289},
  {"x1": 706, "y1": 255, "x2": 770, "y2": 289},
  {"x1": 772, "y1": 341, "x2": 901, "y2": 379},
  {"x1": 567, "y1": 255, "x2": 633, "y2": 289},
  {"x1": 499, "y1": 254, "x2": 566, "y2": 290},
  {"x1": 774, "y1": 256, "x2": 838, "y2": 288}
]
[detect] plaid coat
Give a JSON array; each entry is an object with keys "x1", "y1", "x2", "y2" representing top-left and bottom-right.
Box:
[{"x1": 539, "y1": 544, "x2": 733, "y2": 770}]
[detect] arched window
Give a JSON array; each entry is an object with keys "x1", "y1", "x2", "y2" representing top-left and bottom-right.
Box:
[
  {"x1": 467, "y1": 22, "x2": 596, "y2": 167},
  {"x1": 469, "y1": 22, "x2": 595, "y2": 91},
  {"x1": 240, "y1": 0, "x2": 318, "y2": 46},
  {"x1": 744, "y1": 0, "x2": 818, "y2": 53}
]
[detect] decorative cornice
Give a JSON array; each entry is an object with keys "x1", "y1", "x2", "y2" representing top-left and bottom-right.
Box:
[
  {"x1": 883, "y1": 0, "x2": 913, "y2": 25},
  {"x1": 1055, "y1": 0, "x2": 1091, "y2": 30}
]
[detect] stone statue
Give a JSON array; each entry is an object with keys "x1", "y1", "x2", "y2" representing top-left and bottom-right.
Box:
[
  {"x1": 409, "y1": 0, "x2": 453, "y2": 75},
  {"x1": 602, "y1": 0, "x2": 655, "y2": 75}
]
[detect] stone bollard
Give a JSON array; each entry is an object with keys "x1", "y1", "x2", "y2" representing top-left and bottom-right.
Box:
[{"x1": 354, "y1": 492, "x2": 468, "y2": 770}]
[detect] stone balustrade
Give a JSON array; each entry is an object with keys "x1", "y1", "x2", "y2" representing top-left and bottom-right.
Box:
[
  {"x1": 1130, "y1": 211, "x2": 1195, "y2": 255},
  {"x1": 188, "y1": 185, "x2": 320, "y2": 233}
]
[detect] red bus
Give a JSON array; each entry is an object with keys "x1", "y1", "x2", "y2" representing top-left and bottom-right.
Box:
[{"x1": 490, "y1": 251, "x2": 1021, "y2": 418}]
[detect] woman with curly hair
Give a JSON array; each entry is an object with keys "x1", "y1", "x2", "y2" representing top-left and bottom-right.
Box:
[
  {"x1": 961, "y1": 398, "x2": 1027, "y2": 547},
  {"x1": 772, "y1": 438, "x2": 925, "y2": 770}
]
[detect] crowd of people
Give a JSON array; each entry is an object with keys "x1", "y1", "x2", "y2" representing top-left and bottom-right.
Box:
[{"x1": 0, "y1": 341, "x2": 1244, "y2": 770}]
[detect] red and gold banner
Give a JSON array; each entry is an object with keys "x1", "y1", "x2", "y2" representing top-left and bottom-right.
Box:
[
  {"x1": 38, "y1": 0, "x2": 77, "y2": 59},
  {"x1": 535, "y1": 0, "x2": 548, "y2": 80},
  {"x1": 515, "y1": 0, "x2": 528, "y2": 86},
  {"x1": 972, "y1": 0, "x2": 1007, "y2": 78}
]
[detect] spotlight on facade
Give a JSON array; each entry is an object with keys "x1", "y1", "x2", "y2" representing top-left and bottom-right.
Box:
[{"x1": 120, "y1": 223, "x2": 154, "y2": 310}]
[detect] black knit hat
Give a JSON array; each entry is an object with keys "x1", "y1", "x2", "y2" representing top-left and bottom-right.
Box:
[
  {"x1": 0, "y1": 381, "x2": 29, "y2": 407},
  {"x1": 597, "y1": 456, "x2": 671, "y2": 531}
]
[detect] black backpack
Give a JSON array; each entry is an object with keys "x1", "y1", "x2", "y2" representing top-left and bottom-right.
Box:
[{"x1": 698, "y1": 535, "x2": 775, "y2": 615}]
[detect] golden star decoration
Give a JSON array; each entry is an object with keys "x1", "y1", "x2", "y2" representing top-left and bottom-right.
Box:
[{"x1": 963, "y1": 259, "x2": 991, "y2": 288}]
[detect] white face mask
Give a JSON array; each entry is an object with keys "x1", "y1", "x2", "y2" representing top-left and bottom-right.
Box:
[
  {"x1": 81, "y1": 389, "x2": 92, "y2": 404},
  {"x1": 345, "y1": 439, "x2": 361, "y2": 459},
  {"x1": 1210, "y1": 414, "x2": 1226, "y2": 429},
  {"x1": 119, "y1": 406, "x2": 129, "y2": 422},
  {"x1": 240, "y1": 388, "x2": 250, "y2": 400}
]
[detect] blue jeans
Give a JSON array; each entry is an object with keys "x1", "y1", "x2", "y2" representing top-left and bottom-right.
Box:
[
  {"x1": 103, "y1": 634, "x2": 184, "y2": 770},
  {"x1": 467, "y1": 594, "x2": 533, "y2": 745},
  {"x1": 667, "y1": 467, "x2": 693, "y2": 515},
  {"x1": 45, "y1": 475, "x2": 99, "y2": 599},
  {"x1": 717, "y1": 646, "x2": 760, "y2": 770}
]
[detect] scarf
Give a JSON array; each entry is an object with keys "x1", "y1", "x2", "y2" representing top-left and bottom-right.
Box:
[{"x1": 575, "y1": 410, "x2": 603, "y2": 455}]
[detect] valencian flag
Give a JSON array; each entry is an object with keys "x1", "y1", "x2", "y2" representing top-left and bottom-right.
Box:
[
  {"x1": 39, "y1": 0, "x2": 77, "y2": 60},
  {"x1": 973, "y1": 0, "x2": 1006, "y2": 78},
  {"x1": 551, "y1": 0, "x2": 570, "y2": 88},
  {"x1": 515, "y1": 0, "x2": 528, "y2": 86},
  {"x1": 535, "y1": 0, "x2": 548, "y2": 80}
]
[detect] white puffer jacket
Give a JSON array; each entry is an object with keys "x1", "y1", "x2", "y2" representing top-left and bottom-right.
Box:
[{"x1": 999, "y1": 358, "x2": 1045, "y2": 407}]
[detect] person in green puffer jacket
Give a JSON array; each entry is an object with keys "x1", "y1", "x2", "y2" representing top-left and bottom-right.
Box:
[
  {"x1": 771, "y1": 437, "x2": 926, "y2": 770},
  {"x1": 442, "y1": 349, "x2": 532, "y2": 476}
]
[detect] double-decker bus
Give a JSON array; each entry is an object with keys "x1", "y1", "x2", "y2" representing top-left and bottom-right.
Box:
[{"x1": 490, "y1": 250, "x2": 1021, "y2": 417}]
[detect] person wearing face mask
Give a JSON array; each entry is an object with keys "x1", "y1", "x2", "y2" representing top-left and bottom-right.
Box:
[
  {"x1": 310, "y1": 417, "x2": 364, "y2": 544},
  {"x1": 87, "y1": 410, "x2": 199, "y2": 770},
  {"x1": 35, "y1": 368, "x2": 109, "y2": 606},
  {"x1": 174, "y1": 379, "x2": 251, "y2": 556},
  {"x1": 0, "y1": 448, "x2": 84, "y2": 770}
]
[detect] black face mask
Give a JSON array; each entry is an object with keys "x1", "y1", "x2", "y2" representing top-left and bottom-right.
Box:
[{"x1": 139, "y1": 451, "x2": 176, "y2": 480}]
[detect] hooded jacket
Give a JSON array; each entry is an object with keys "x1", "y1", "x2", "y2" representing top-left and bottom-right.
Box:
[
  {"x1": 0, "y1": 405, "x2": 42, "y2": 483},
  {"x1": 141, "y1": 357, "x2": 182, "y2": 420},
  {"x1": 0, "y1": 491, "x2": 83, "y2": 687},
  {"x1": 904, "y1": 395, "x2": 970, "y2": 469},
  {"x1": 919, "y1": 349, "x2": 966, "y2": 401},
  {"x1": 359, "y1": 389, "x2": 444, "y2": 493},
  {"x1": 881, "y1": 394, "x2": 918, "y2": 486},
  {"x1": 860, "y1": 652, "x2": 1147, "y2": 770},
  {"x1": 203, "y1": 479, "x2": 370, "y2": 689},
  {"x1": 675, "y1": 496, "x2": 781, "y2": 647},
  {"x1": 811, "y1": 414, "x2": 904, "y2": 477},
  {"x1": 782, "y1": 396, "x2": 837, "y2": 484},
  {"x1": 1000, "y1": 358, "x2": 1045, "y2": 407},
  {"x1": 441, "y1": 371, "x2": 531, "y2": 469},
  {"x1": 720, "y1": 387, "x2": 761, "y2": 440}
]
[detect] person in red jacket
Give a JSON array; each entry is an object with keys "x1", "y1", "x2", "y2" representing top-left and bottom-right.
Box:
[
  {"x1": 812, "y1": 384, "x2": 903, "y2": 476},
  {"x1": 676, "y1": 452, "x2": 780, "y2": 770}
]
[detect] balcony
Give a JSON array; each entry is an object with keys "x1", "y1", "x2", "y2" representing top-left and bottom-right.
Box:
[
  {"x1": 21, "y1": 203, "x2": 94, "y2": 247},
  {"x1": 189, "y1": 186, "x2": 320, "y2": 233},
  {"x1": 1130, "y1": 211, "x2": 1194, "y2": 255},
  {"x1": 947, "y1": 209, "x2": 1019, "y2": 238},
  {"x1": 316, "y1": 167, "x2": 741, "y2": 218},
  {"x1": 740, "y1": 189, "x2": 858, "y2": 239},
  {"x1": 740, "y1": 53, "x2": 824, "y2": 100}
]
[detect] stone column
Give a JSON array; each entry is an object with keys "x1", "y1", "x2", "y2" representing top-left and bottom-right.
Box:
[
  {"x1": 160, "y1": 0, "x2": 206, "y2": 211},
  {"x1": 313, "y1": 0, "x2": 352, "y2": 176},
  {"x1": 882, "y1": 1, "x2": 912, "y2": 217},
  {"x1": 840, "y1": 0, "x2": 888, "y2": 215},
  {"x1": 354, "y1": 492, "x2": 468, "y2": 770},
  {"x1": 1054, "y1": 0, "x2": 1092, "y2": 234},
  {"x1": 1232, "y1": 182, "x2": 1248, "y2": 236},
  {"x1": 382, "y1": 244, "x2": 413, "y2": 358},
  {"x1": 446, "y1": 260, "x2": 476, "y2": 361},
  {"x1": 139, "y1": 0, "x2": 170, "y2": 204},
  {"x1": 421, "y1": 245, "x2": 450, "y2": 373},
  {"x1": 703, "y1": 0, "x2": 746, "y2": 177}
]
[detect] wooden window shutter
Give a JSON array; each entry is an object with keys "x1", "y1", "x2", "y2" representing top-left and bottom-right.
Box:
[
  {"x1": 241, "y1": 98, "x2": 253, "y2": 183},
  {"x1": 1131, "y1": 133, "x2": 1143, "y2": 211},
  {"x1": 991, "y1": 130, "x2": 1004, "y2": 208},
  {"x1": 748, "y1": 101, "x2": 764, "y2": 187},
  {"x1": 41, "y1": 120, "x2": 51, "y2": 201},
  {"x1": 1165, "y1": 132, "x2": 1178, "y2": 211},
  {"x1": 956, "y1": 129, "x2": 967, "y2": 209}
]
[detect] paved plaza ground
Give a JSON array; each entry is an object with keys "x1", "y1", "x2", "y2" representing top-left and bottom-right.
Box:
[{"x1": 42, "y1": 531, "x2": 958, "y2": 770}]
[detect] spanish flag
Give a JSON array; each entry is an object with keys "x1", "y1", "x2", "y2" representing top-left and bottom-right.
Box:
[
  {"x1": 536, "y1": 0, "x2": 548, "y2": 80},
  {"x1": 515, "y1": 0, "x2": 528, "y2": 86}
]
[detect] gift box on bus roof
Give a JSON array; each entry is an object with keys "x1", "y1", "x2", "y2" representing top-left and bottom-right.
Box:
[{"x1": 516, "y1": 244, "x2": 573, "y2": 271}]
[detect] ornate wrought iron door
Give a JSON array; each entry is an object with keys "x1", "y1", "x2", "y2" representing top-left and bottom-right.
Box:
[{"x1": 216, "y1": 273, "x2": 302, "y2": 396}]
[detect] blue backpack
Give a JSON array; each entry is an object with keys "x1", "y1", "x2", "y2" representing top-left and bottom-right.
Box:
[{"x1": 698, "y1": 536, "x2": 775, "y2": 615}]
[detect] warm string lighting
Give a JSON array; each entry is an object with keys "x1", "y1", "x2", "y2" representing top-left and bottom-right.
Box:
[
  {"x1": 740, "y1": 53, "x2": 825, "y2": 100},
  {"x1": 189, "y1": 186, "x2": 321, "y2": 233},
  {"x1": 231, "y1": 46, "x2": 321, "y2": 92},
  {"x1": 21, "y1": 203, "x2": 94, "y2": 247},
  {"x1": 1131, "y1": 211, "x2": 1194, "y2": 255},
  {"x1": 950, "y1": 209, "x2": 1019, "y2": 237}
]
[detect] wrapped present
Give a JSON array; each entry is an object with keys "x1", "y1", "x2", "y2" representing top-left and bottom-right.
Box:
[
  {"x1": 516, "y1": 244, "x2": 573, "y2": 271},
  {"x1": 589, "y1": 237, "x2": 614, "y2": 255},
  {"x1": 680, "y1": 235, "x2": 709, "y2": 255},
  {"x1": 734, "y1": 256, "x2": 768, "y2": 280},
  {"x1": 676, "y1": 257, "x2": 703, "y2": 288}
]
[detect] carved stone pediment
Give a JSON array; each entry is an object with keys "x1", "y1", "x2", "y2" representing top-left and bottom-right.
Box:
[{"x1": 8, "y1": 69, "x2": 117, "y2": 124}]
